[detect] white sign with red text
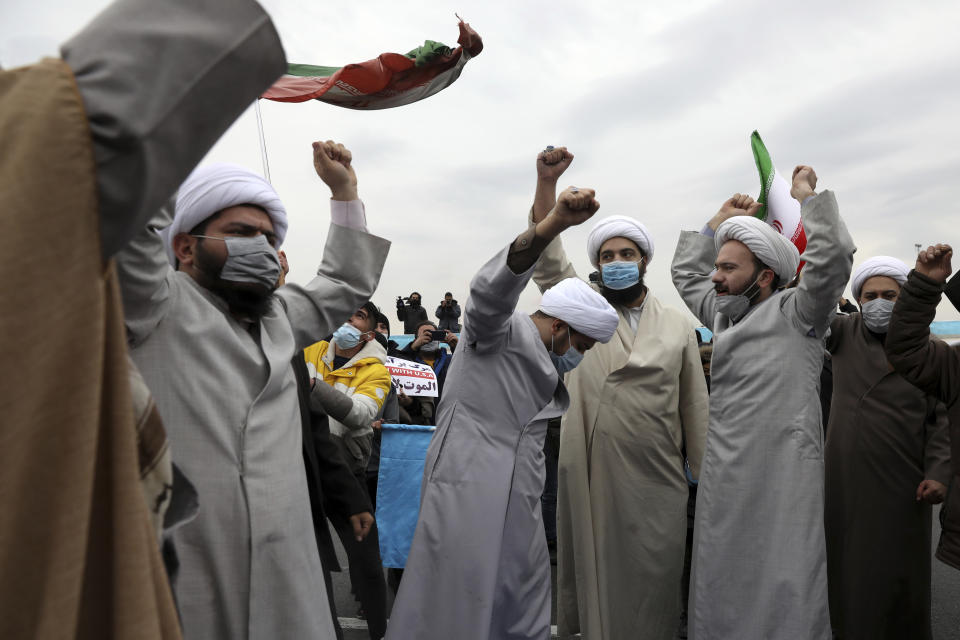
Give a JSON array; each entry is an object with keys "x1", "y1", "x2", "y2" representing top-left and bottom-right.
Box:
[{"x1": 385, "y1": 356, "x2": 438, "y2": 397}]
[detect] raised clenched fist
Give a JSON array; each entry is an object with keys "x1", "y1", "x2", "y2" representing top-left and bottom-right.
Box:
[
  {"x1": 915, "y1": 243, "x2": 953, "y2": 283},
  {"x1": 552, "y1": 186, "x2": 599, "y2": 228},
  {"x1": 536, "y1": 146, "x2": 574, "y2": 182},
  {"x1": 790, "y1": 165, "x2": 817, "y2": 203}
]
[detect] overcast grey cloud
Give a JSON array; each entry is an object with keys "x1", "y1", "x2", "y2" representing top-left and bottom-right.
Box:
[{"x1": 3, "y1": 0, "x2": 958, "y2": 325}]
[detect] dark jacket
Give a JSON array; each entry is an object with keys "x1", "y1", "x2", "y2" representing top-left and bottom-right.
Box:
[
  {"x1": 396, "y1": 302, "x2": 429, "y2": 334},
  {"x1": 292, "y1": 356, "x2": 372, "y2": 573},
  {"x1": 885, "y1": 269, "x2": 960, "y2": 570},
  {"x1": 435, "y1": 300, "x2": 461, "y2": 332}
]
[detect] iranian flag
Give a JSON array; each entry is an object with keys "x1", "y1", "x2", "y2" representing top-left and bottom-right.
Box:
[
  {"x1": 261, "y1": 20, "x2": 483, "y2": 109},
  {"x1": 751, "y1": 131, "x2": 808, "y2": 261}
]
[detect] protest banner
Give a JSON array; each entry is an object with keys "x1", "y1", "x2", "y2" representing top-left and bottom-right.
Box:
[{"x1": 385, "y1": 356, "x2": 438, "y2": 397}]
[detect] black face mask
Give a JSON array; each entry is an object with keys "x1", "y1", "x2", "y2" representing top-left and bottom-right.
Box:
[{"x1": 194, "y1": 240, "x2": 274, "y2": 319}]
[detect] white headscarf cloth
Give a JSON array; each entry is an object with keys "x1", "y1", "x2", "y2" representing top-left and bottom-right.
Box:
[
  {"x1": 850, "y1": 256, "x2": 909, "y2": 301},
  {"x1": 586, "y1": 215, "x2": 655, "y2": 269},
  {"x1": 538, "y1": 277, "x2": 619, "y2": 343},
  {"x1": 715, "y1": 216, "x2": 800, "y2": 280},
  {"x1": 160, "y1": 163, "x2": 288, "y2": 264}
]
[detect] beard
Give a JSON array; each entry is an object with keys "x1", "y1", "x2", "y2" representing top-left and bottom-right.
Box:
[
  {"x1": 195, "y1": 242, "x2": 275, "y2": 319},
  {"x1": 601, "y1": 279, "x2": 646, "y2": 305}
]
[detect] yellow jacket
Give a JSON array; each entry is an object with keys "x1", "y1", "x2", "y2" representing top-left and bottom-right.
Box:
[{"x1": 303, "y1": 339, "x2": 390, "y2": 438}]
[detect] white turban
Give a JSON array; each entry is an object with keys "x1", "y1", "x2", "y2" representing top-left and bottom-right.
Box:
[
  {"x1": 160, "y1": 163, "x2": 288, "y2": 264},
  {"x1": 850, "y1": 256, "x2": 909, "y2": 301},
  {"x1": 715, "y1": 216, "x2": 800, "y2": 280},
  {"x1": 586, "y1": 215, "x2": 655, "y2": 269},
  {"x1": 538, "y1": 277, "x2": 619, "y2": 343}
]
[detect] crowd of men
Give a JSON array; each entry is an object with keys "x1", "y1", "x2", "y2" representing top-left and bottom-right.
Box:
[{"x1": 3, "y1": 1, "x2": 959, "y2": 640}]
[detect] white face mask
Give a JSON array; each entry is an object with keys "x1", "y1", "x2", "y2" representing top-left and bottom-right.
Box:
[
  {"x1": 420, "y1": 340, "x2": 440, "y2": 353},
  {"x1": 861, "y1": 298, "x2": 896, "y2": 333}
]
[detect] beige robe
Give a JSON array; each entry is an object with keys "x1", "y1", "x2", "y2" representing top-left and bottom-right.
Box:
[
  {"x1": 0, "y1": 1, "x2": 285, "y2": 637},
  {"x1": 0, "y1": 58, "x2": 182, "y2": 640},
  {"x1": 532, "y1": 235, "x2": 709, "y2": 640}
]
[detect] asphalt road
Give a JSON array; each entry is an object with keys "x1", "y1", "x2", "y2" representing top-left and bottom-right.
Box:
[{"x1": 331, "y1": 505, "x2": 960, "y2": 639}]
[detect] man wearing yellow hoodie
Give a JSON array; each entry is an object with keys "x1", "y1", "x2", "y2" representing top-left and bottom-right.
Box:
[
  {"x1": 304, "y1": 300, "x2": 390, "y2": 639},
  {"x1": 305, "y1": 301, "x2": 391, "y2": 473}
]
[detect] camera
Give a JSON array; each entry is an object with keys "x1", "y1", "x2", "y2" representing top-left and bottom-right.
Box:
[{"x1": 430, "y1": 330, "x2": 447, "y2": 342}]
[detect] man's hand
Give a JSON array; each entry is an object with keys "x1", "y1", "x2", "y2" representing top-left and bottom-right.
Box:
[
  {"x1": 371, "y1": 419, "x2": 383, "y2": 431},
  {"x1": 442, "y1": 330, "x2": 459, "y2": 348},
  {"x1": 397, "y1": 387, "x2": 412, "y2": 408},
  {"x1": 350, "y1": 511, "x2": 375, "y2": 541},
  {"x1": 313, "y1": 140, "x2": 358, "y2": 201},
  {"x1": 550, "y1": 186, "x2": 599, "y2": 227},
  {"x1": 707, "y1": 193, "x2": 762, "y2": 231},
  {"x1": 790, "y1": 165, "x2": 817, "y2": 203},
  {"x1": 411, "y1": 331, "x2": 432, "y2": 350},
  {"x1": 916, "y1": 243, "x2": 953, "y2": 283},
  {"x1": 537, "y1": 146, "x2": 574, "y2": 183},
  {"x1": 917, "y1": 478, "x2": 947, "y2": 504}
]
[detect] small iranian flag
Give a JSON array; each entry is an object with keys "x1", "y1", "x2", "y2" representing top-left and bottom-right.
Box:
[
  {"x1": 751, "y1": 131, "x2": 807, "y2": 260},
  {"x1": 261, "y1": 20, "x2": 483, "y2": 109}
]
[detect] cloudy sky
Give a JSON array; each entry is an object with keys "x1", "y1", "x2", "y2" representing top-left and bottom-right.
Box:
[{"x1": 4, "y1": 0, "x2": 959, "y2": 327}]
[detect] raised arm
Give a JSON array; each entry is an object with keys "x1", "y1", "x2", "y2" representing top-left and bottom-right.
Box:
[
  {"x1": 466, "y1": 187, "x2": 599, "y2": 351},
  {"x1": 115, "y1": 201, "x2": 177, "y2": 346},
  {"x1": 782, "y1": 167, "x2": 856, "y2": 338},
  {"x1": 281, "y1": 141, "x2": 391, "y2": 350},
  {"x1": 530, "y1": 147, "x2": 579, "y2": 292},
  {"x1": 62, "y1": 0, "x2": 286, "y2": 260},
  {"x1": 885, "y1": 245, "x2": 960, "y2": 406}
]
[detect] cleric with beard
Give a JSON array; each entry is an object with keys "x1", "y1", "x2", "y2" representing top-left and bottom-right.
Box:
[
  {"x1": 116, "y1": 141, "x2": 391, "y2": 639},
  {"x1": 527, "y1": 145, "x2": 709, "y2": 640}
]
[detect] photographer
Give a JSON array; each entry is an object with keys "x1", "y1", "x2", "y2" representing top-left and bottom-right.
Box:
[
  {"x1": 396, "y1": 291, "x2": 428, "y2": 333},
  {"x1": 398, "y1": 321, "x2": 457, "y2": 426},
  {"x1": 435, "y1": 291, "x2": 462, "y2": 332}
]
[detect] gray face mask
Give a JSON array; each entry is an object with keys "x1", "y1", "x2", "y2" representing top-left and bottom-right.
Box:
[
  {"x1": 195, "y1": 235, "x2": 282, "y2": 289},
  {"x1": 715, "y1": 274, "x2": 763, "y2": 323},
  {"x1": 861, "y1": 298, "x2": 896, "y2": 333},
  {"x1": 420, "y1": 340, "x2": 441, "y2": 353}
]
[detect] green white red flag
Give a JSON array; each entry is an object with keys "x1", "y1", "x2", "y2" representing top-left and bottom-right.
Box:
[
  {"x1": 261, "y1": 20, "x2": 483, "y2": 109},
  {"x1": 751, "y1": 131, "x2": 808, "y2": 260}
]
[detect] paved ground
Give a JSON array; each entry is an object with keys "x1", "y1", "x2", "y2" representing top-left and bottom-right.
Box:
[{"x1": 331, "y1": 505, "x2": 960, "y2": 639}]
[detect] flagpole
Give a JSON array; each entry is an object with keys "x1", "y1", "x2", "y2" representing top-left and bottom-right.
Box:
[{"x1": 254, "y1": 98, "x2": 272, "y2": 184}]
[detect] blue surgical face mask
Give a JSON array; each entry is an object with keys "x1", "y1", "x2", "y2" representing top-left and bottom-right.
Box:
[
  {"x1": 861, "y1": 298, "x2": 896, "y2": 333},
  {"x1": 549, "y1": 328, "x2": 584, "y2": 376},
  {"x1": 332, "y1": 323, "x2": 363, "y2": 349},
  {"x1": 600, "y1": 260, "x2": 641, "y2": 290}
]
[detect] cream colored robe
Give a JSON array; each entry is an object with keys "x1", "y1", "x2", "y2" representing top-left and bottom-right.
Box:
[{"x1": 533, "y1": 235, "x2": 709, "y2": 640}]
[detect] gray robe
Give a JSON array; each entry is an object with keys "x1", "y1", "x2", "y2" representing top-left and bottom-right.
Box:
[
  {"x1": 529, "y1": 234, "x2": 709, "y2": 640},
  {"x1": 385, "y1": 245, "x2": 568, "y2": 640},
  {"x1": 118, "y1": 206, "x2": 390, "y2": 639},
  {"x1": 824, "y1": 313, "x2": 951, "y2": 639},
  {"x1": 671, "y1": 192, "x2": 855, "y2": 640}
]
